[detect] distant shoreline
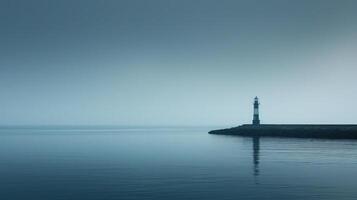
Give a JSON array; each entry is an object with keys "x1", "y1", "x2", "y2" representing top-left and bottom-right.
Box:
[{"x1": 209, "y1": 124, "x2": 357, "y2": 139}]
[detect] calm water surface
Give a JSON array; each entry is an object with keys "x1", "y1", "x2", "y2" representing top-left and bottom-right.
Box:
[{"x1": 0, "y1": 127, "x2": 357, "y2": 200}]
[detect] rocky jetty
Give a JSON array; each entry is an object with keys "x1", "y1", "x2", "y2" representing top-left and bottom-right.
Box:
[{"x1": 209, "y1": 124, "x2": 357, "y2": 139}]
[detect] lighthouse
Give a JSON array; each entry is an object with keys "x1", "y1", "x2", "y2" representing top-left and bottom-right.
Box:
[{"x1": 252, "y1": 97, "x2": 260, "y2": 125}]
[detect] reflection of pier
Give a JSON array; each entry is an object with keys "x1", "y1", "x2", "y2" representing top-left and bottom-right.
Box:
[{"x1": 252, "y1": 137, "x2": 260, "y2": 176}]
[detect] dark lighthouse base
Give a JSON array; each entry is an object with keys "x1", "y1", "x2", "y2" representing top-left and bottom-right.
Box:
[{"x1": 209, "y1": 124, "x2": 357, "y2": 139}]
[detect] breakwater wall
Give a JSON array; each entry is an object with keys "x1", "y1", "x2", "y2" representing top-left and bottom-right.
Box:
[{"x1": 209, "y1": 124, "x2": 357, "y2": 139}]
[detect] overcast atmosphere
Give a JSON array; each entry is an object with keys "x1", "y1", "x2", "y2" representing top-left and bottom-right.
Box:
[{"x1": 1, "y1": 0, "x2": 357, "y2": 126}]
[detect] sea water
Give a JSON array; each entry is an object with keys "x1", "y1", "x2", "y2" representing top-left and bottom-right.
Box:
[{"x1": 0, "y1": 126, "x2": 356, "y2": 200}]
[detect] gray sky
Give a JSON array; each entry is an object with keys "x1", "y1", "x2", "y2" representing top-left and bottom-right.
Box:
[{"x1": 1, "y1": 0, "x2": 357, "y2": 126}]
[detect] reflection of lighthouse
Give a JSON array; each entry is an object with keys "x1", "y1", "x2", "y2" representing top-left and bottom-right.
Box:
[
  {"x1": 252, "y1": 137, "x2": 260, "y2": 177},
  {"x1": 252, "y1": 97, "x2": 260, "y2": 125}
]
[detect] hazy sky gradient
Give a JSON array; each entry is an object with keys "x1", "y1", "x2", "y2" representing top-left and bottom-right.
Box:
[{"x1": 1, "y1": 0, "x2": 357, "y2": 126}]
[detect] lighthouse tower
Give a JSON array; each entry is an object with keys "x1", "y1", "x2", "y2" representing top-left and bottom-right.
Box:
[{"x1": 252, "y1": 97, "x2": 260, "y2": 125}]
